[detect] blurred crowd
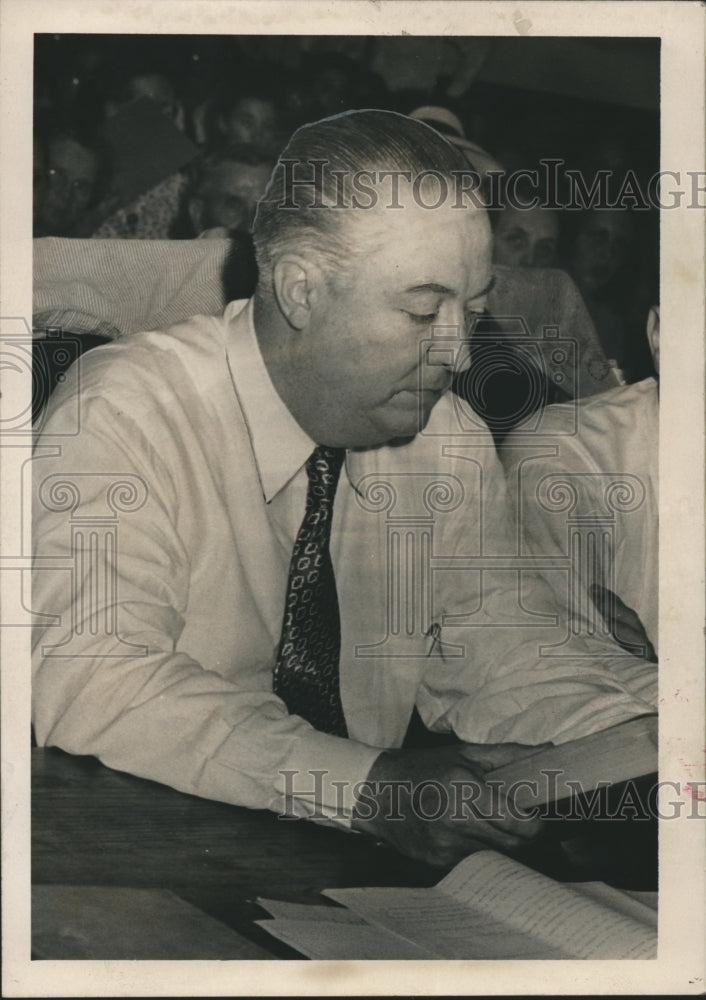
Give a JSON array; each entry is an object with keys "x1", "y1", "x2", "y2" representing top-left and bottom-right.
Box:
[{"x1": 33, "y1": 34, "x2": 659, "y2": 383}]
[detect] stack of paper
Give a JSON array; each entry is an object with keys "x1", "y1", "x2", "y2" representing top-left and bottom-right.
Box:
[{"x1": 257, "y1": 850, "x2": 657, "y2": 960}]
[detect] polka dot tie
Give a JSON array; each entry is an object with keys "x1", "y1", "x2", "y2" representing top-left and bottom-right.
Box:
[{"x1": 273, "y1": 445, "x2": 348, "y2": 737}]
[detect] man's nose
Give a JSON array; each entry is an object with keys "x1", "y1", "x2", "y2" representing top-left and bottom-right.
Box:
[
  {"x1": 529, "y1": 245, "x2": 544, "y2": 267},
  {"x1": 449, "y1": 305, "x2": 474, "y2": 373},
  {"x1": 424, "y1": 325, "x2": 472, "y2": 375},
  {"x1": 454, "y1": 340, "x2": 472, "y2": 373}
]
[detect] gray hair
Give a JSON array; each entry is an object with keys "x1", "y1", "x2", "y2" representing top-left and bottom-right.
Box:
[{"x1": 252, "y1": 109, "x2": 474, "y2": 296}]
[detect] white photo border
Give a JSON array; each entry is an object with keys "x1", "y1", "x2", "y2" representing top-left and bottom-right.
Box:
[{"x1": 2, "y1": 1, "x2": 704, "y2": 995}]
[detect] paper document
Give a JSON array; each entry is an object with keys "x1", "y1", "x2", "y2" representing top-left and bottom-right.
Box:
[
  {"x1": 257, "y1": 850, "x2": 657, "y2": 960},
  {"x1": 255, "y1": 918, "x2": 435, "y2": 960},
  {"x1": 486, "y1": 714, "x2": 657, "y2": 808},
  {"x1": 325, "y1": 850, "x2": 656, "y2": 959}
]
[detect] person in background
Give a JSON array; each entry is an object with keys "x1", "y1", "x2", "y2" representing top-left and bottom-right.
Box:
[
  {"x1": 104, "y1": 69, "x2": 185, "y2": 132},
  {"x1": 290, "y1": 52, "x2": 360, "y2": 120},
  {"x1": 408, "y1": 105, "x2": 503, "y2": 199},
  {"x1": 565, "y1": 207, "x2": 655, "y2": 384},
  {"x1": 91, "y1": 66, "x2": 190, "y2": 239},
  {"x1": 210, "y1": 81, "x2": 281, "y2": 155},
  {"x1": 569, "y1": 208, "x2": 633, "y2": 300},
  {"x1": 499, "y1": 304, "x2": 660, "y2": 659},
  {"x1": 33, "y1": 127, "x2": 111, "y2": 238},
  {"x1": 176, "y1": 147, "x2": 275, "y2": 239},
  {"x1": 492, "y1": 201, "x2": 560, "y2": 270}
]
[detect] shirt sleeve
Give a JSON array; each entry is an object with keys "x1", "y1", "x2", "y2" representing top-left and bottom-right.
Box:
[
  {"x1": 499, "y1": 400, "x2": 659, "y2": 652},
  {"x1": 414, "y1": 424, "x2": 657, "y2": 746},
  {"x1": 32, "y1": 382, "x2": 380, "y2": 829}
]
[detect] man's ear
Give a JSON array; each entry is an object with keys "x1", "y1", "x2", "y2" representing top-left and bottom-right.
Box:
[
  {"x1": 187, "y1": 198, "x2": 205, "y2": 237},
  {"x1": 272, "y1": 254, "x2": 325, "y2": 330},
  {"x1": 646, "y1": 305, "x2": 660, "y2": 374}
]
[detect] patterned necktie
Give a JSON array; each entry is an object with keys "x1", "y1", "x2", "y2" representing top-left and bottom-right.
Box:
[{"x1": 273, "y1": 445, "x2": 348, "y2": 737}]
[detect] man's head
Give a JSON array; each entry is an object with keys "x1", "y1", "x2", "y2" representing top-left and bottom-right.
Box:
[
  {"x1": 570, "y1": 208, "x2": 634, "y2": 294},
  {"x1": 106, "y1": 69, "x2": 184, "y2": 130},
  {"x1": 187, "y1": 147, "x2": 274, "y2": 236},
  {"x1": 216, "y1": 94, "x2": 278, "y2": 152},
  {"x1": 33, "y1": 130, "x2": 104, "y2": 237},
  {"x1": 252, "y1": 110, "x2": 493, "y2": 450},
  {"x1": 492, "y1": 204, "x2": 559, "y2": 269}
]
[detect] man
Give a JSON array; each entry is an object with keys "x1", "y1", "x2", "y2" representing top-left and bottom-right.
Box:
[
  {"x1": 91, "y1": 66, "x2": 190, "y2": 240},
  {"x1": 499, "y1": 305, "x2": 660, "y2": 659},
  {"x1": 492, "y1": 202, "x2": 560, "y2": 271},
  {"x1": 32, "y1": 111, "x2": 657, "y2": 867},
  {"x1": 33, "y1": 129, "x2": 105, "y2": 238},
  {"x1": 214, "y1": 87, "x2": 279, "y2": 155},
  {"x1": 183, "y1": 147, "x2": 275, "y2": 238}
]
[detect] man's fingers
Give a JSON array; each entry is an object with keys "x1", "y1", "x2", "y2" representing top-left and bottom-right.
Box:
[
  {"x1": 355, "y1": 745, "x2": 546, "y2": 867},
  {"x1": 443, "y1": 765, "x2": 545, "y2": 837}
]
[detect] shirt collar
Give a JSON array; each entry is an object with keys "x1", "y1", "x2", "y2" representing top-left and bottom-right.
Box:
[{"x1": 224, "y1": 298, "x2": 315, "y2": 502}]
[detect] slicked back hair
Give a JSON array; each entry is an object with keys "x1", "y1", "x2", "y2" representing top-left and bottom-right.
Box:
[{"x1": 252, "y1": 109, "x2": 473, "y2": 297}]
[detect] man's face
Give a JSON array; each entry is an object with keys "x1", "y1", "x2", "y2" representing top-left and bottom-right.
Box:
[
  {"x1": 35, "y1": 137, "x2": 98, "y2": 236},
  {"x1": 295, "y1": 190, "x2": 493, "y2": 448},
  {"x1": 493, "y1": 206, "x2": 559, "y2": 269},
  {"x1": 196, "y1": 161, "x2": 272, "y2": 233},
  {"x1": 221, "y1": 98, "x2": 276, "y2": 149},
  {"x1": 129, "y1": 73, "x2": 181, "y2": 126},
  {"x1": 571, "y1": 209, "x2": 633, "y2": 293}
]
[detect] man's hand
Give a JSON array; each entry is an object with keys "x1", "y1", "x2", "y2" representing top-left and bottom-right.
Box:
[{"x1": 351, "y1": 743, "x2": 545, "y2": 868}]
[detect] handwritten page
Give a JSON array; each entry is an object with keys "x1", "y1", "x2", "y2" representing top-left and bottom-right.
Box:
[
  {"x1": 437, "y1": 850, "x2": 656, "y2": 958},
  {"x1": 568, "y1": 881, "x2": 658, "y2": 926},
  {"x1": 323, "y1": 884, "x2": 570, "y2": 959},
  {"x1": 325, "y1": 851, "x2": 656, "y2": 959}
]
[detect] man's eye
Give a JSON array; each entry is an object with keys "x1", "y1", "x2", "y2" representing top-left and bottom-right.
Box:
[
  {"x1": 407, "y1": 312, "x2": 438, "y2": 325},
  {"x1": 505, "y1": 232, "x2": 527, "y2": 250}
]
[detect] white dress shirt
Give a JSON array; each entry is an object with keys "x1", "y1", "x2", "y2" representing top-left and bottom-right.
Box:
[
  {"x1": 32, "y1": 300, "x2": 657, "y2": 828},
  {"x1": 499, "y1": 378, "x2": 659, "y2": 651}
]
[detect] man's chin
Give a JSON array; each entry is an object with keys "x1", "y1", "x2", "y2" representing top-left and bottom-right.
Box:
[
  {"x1": 370, "y1": 393, "x2": 441, "y2": 448},
  {"x1": 340, "y1": 390, "x2": 446, "y2": 451}
]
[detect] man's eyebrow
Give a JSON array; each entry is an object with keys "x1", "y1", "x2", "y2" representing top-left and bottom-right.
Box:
[
  {"x1": 403, "y1": 275, "x2": 497, "y2": 299},
  {"x1": 403, "y1": 282, "x2": 454, "y2": 296}
]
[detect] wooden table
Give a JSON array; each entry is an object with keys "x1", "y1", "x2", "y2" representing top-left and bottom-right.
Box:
[{"x1": 32, "y1": 747, "x2": 657, "y2": 959}]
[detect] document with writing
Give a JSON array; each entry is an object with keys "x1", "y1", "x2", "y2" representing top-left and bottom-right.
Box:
[{"x1": 257, "y1": 850, "x2": 656, "y2": 959}]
